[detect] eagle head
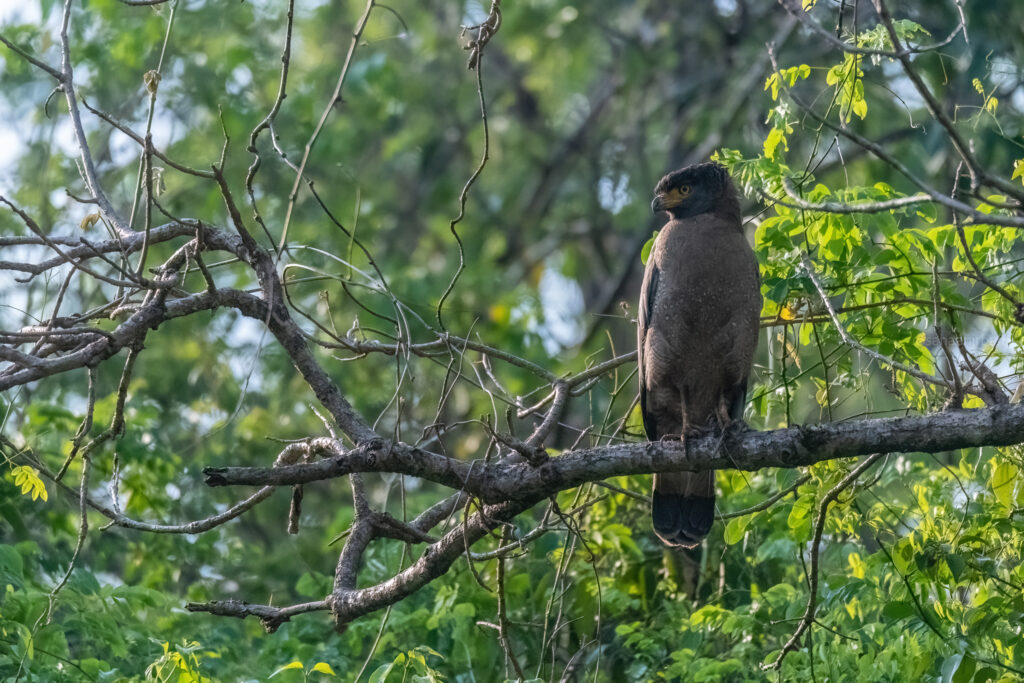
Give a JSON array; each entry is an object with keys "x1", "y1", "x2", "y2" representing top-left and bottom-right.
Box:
[{"x1": 651, "y1": 161, "x2": 737, "y2": 220}]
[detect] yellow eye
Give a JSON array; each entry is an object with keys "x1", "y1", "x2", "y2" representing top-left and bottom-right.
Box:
[{"x1": 677, "y1": 185, "x2": 691, "y2": 197}]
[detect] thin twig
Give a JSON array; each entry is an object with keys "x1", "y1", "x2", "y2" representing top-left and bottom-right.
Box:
[{"x1": 765, "y1": 453, "x2": 883, "y2": 670}]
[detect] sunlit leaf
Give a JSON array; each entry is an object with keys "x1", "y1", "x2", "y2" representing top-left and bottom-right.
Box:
[
  {"x1": 310, "y1": 662, "x2": 337, "y2": 676},
  {"x1": 10, "y1": 466, "x2": 47, "y2": 502},
  {"x1": 270, "y1": 661, "x2": 305, "y2": 677}
]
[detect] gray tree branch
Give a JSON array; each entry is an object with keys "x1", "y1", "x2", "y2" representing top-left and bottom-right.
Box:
[{"x1": 203, "y1": 403, "x2": 1024, "y2": 502}]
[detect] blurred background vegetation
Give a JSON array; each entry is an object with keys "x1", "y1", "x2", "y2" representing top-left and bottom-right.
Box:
[{"x1": 1, "y1": 0, "x2": 1023, "y2": 680}]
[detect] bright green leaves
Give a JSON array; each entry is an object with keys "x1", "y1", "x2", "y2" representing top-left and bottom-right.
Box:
[
  {"x1": 847, "y1": 551, "x2": 867, "y2": 579},
  {"x1": 786, "y1": 493, "x2": 815, "y2": 542},
  {"x1": 763, "y1": 66, "x2": 807, "y2": 160},
  {"x1": 804, "y1": 211, "x2": 863, "y2": 262},
  {"x1": 888, "y1": 19, "x2": 931, "y2": 43},
  {"x1": 826, "y1": 54, "x2": 867, "y2": 121},
  {"x1": 723, "y1": 128, "x2": 1024, "y2": 407},
  {"x1": 270, "y1": 661, "x2": 306, "y2": 677},
  {"x1": 8, "y1": 465, "x2": 47, "y2": 502},
  {"x1": 765, "y1": 63, "x2": 810, "y2": 101},
  {"x1": 763, "y1": 127, "x2": 788, "y2": 162},
  {"x1": 940, "y1": 654, "x2": 982, "y2": 683},
  {"x1": 1012, "y1": 159, "x2": 1024, "y2": 185},
  {"x1": 989, "y1": 459, "x2": 1020, "y2": 512},
  {"x1": 270, "y1": 659, "x2": 338, "y2": 679},
  {"x1": 368, "y1": 647, "x2": 445, "y2": 683},
  {"x1": 972, "y1": 77, "x2": 999, "y2": 114},
  {"x1": 145, "y1": 641, "x2": 215, "y2": 683},
  {"x1": 593, "y1": 522, "x2": 644, "y2": 558},
  {"x1": 854, "y1": 19, "x2": 930, "y2": 53},
  {"x1": 723, "y1": 511, "x2": 758, "y2": 545}
]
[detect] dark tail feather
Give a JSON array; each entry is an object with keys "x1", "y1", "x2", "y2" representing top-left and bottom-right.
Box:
[{"x1": 652, "y1": 471, "x2": 715, "y2": 548}]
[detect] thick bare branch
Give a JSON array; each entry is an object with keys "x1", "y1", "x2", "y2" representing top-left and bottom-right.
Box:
[
  {"x1": 204, "y1": 403, "x2": 1024, "y2": 503},
  {"x1": 192, "y1": 400, "x2": 1024, "y2": 630}
]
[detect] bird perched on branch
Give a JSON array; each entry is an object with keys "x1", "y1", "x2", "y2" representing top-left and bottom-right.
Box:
[{"x1": 637, "y1": 161, "x2": 761, "y2": 547}]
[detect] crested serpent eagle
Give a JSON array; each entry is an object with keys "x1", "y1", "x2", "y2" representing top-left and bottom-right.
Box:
[{"x1": 637, "y1": 161, "x2": 762, "y2": 547}]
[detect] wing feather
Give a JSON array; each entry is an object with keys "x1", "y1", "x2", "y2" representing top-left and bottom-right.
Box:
[{"x1": 637, "y1": 263, "x2": 660, "y2": 440}]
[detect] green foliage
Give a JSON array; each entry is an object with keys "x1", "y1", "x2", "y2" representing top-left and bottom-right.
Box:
[
  {"x1": 8, "y1": 465, "x2": 47, "y2": 501},
  {"x1": 2, "y1": 0, "x2": 1024, "y2": 681},
  {"x1": 145, "y1": 641, "x2": 215, "y2": 683},
  {"x1": 269, "y1": 658, "x2": 338, "y2": 681},
  {"x1": 826, "y1": 53, "x2": 868, "y2": 121},
  {"x1": 367, "y1": 647, "x2": 445, "y2": 683},
  {"x1": 640, "y1": 230, "x2": 658, "y2": 265}
]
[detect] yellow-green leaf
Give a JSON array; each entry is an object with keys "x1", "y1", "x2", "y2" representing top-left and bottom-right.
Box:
[
  {"x1": 848, "y1": 551, "x2": 866, "y2": 579},
  {"x1": 1012, "y1": 159, "x2": 1024, "y2": 185},
  {"x1": 891, "y1": 537, "x2": 914, "y2": 574},
  {"x1": 11, "y1": 465, "x2": 47, "y2": 502},
  {"x1": 311, "y1": 662, "x2": 337, "y2": 676},
  {"x1": 640, "y1": 231, "x2": 658, "y2": 265},
  {"x1": 764, "y1": 128, "x2": 787, "y2": 161},
  {"x1": 852, "y1": 97, "x2": 868, "y2": 119},
  {"x1": 991, "y1": 461, "x2": 1019, "y2": 510},
  {"x1": 825, "y1": 64, "x2": 840, "y2": 86},
  {"x1": 724, "y1": 513, "x2": 756, "y2": 545},
  {"x1": 787, "y1": 495, "x2": 813, "y2": 532},
  {"x1": 269, "y1": 661, "x2": 305, "y2": 677}
]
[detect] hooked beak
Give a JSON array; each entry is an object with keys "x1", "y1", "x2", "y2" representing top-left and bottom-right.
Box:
[{"x1": 651, "y1": 195, "x2": 665, "y2": 213}]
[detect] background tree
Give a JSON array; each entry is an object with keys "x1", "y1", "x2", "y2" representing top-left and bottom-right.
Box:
[{"x1": 1, "y1": 0, "x2": 1023, "y2": 680}]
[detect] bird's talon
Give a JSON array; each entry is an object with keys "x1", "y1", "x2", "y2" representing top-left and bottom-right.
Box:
[{"x1": 725, "y1": 419, "x2": 751, "y2": 434}]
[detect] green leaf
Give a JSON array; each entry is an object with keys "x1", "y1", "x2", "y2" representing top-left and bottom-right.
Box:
[
  {"x1": 1012, "y1": 159, "x2": 1024, "y2": 185},
  {"x1": 413, "y1": 645, "x2": 444, "y2": 660},
  {"x1": 826, "y1": 65, "x2": 840, "y2": 86},
  {"x1": 368, "y1": 661, "x2": 396, "y2": 683},
  {"x1": 723, "y1": 513, "x2": 757, "y2": 545},
  {"x1": 641, "y1": 231, "x2": 659, "y2": 265},
  {"x1": 763, "y1": 128, "x2": 787, "y2": 161},
  {"x1": 0, "y1": 544, "x2": 25, "y2": 581},
  {"x1": 944, "y1": 653, "x2": 977, "y2": 683},
  {"x1": 10, "y1": 465, "x2": 48, "y2": 502},
  {"x1": 787, "y1": 496, "x2": 813, "y2": 540},
  {"x1": 852, "y1": 97, "x2": 867, "y2": 119},
  {"x1": 891, "y1": 19, "x2": 930, "y2": 40},
  {"x1": 891, "y1": 537, "x2": 914, "y2": 574},
  {"x1": 311, "y1": 662, "x2": 337, "y2": 676},
  {"x1": 270, "y1": 661, "x2": 305, "y2": 677},
  {"x1": 945, "y1": 554, "x2": 967, "y2": 583},
  {"x1": 825, "y1": 54, "x2": 866, "y2": 122},
  {"x1": 941, "y1": 654, "x2": 964, "y2": 683},
  {"x1": 799, "y1": 322, "x2": 813, "y2": 346},
  {"x1": 990, "y1": 461, "x2": 1018, "y2": 509},
  {"x1": 882, "y1": 600, "x2": 915, "y2": 619}
]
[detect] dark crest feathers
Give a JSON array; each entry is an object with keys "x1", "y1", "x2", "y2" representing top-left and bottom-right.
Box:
[{"x1": 653, "y1": 161, "x2": 731, "y2": 197}]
